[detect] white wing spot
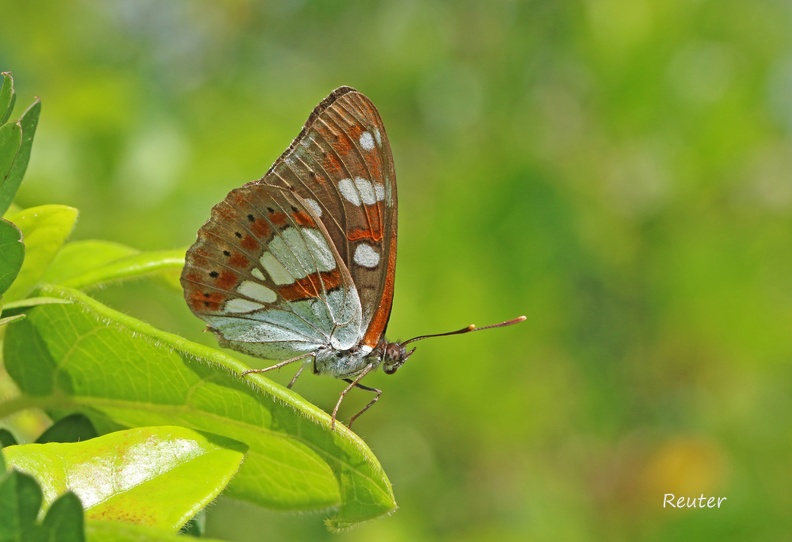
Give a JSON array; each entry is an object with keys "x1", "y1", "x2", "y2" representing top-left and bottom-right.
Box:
[
  {"x1": 305, "y1": 198, "x2": 323, "y2": 217},
  {"x1": 225, "y1": 298, "x2": 266, "y2": 313},
  {"x1": 251, "y1": 268, "x2": 265, "y2": 281},
  {"x1": 353, "y1": 243, "x2": 380, "y2": 268},
  {"x1": 260, "y1": 252, "x2": 293, "y2": 285},
  {"x1": 339, "y1": 178, "x2": 378, "y2": 206},
  {"x1": 238, "y1": 280, "x2": 277, "y2": 303},
  {"x1": 338, "y1": 178, "x2": 360, "y2": 206},
  {"x1": 374, "y1": 128, "x2": 382, "y2": 146},
  {"x1": 355, "y1": 177, "x2": 377, "y2": 205},
  {"x1": 359, "y1": 131, "x2": 375, "y2": 151},
  {"x1": 374, "y1": 183, "x2": 385, "y2": 201}
]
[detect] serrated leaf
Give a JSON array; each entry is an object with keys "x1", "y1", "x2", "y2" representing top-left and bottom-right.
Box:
[
  {"x1": 3, "y1": 285, "x2": 397, "y2": 528},
  {"x1": 0, "y1": 218, "x2": 24, "y2": 295},
  {"x1": 3, "y1": 205, "x2": 78, "y2": 302},
  {"x1": 0, "y1": 98, "x2": 41, "y2": 216},
  {"x1": 0, "y1": 72, "x2": 15, "y2": 125},
  {"x1": 36, "y1": 414, "x2": 97, "y2": 444},
  {"x1": 3, "y1": 426, "x2": 245, "y2": 531}
]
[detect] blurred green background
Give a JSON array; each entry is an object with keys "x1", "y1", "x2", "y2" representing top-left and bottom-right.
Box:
[{"x1": 3, "y1": 1, "x2": 792, "y2": 540}]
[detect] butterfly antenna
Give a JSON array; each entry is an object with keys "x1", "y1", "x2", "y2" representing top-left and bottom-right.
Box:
[{"x1": 401, "y1": 316, "x2": 526, "y2": 346}]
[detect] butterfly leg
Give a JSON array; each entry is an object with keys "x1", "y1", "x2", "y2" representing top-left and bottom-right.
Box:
[
  {"x1": 287, "y1": 363, "x2": 306, "y2": 389},
  {"x1": 331, "y1": 363, "x2": 376, "y2": 430},
  {"x1": 345, "y1": 380, "x2": 382, "y2": 429},
  {"x1": 241, "y1": 353, "x2": 310, "y2": 377}
]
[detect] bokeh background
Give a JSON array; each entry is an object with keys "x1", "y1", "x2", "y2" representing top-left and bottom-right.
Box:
[{"x1": 3, "y1": 1, "x2": 792, "y2": 540}]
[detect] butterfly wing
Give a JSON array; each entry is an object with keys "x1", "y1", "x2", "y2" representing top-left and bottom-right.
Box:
[
  {"x1": 262, "y1": 87, "x2": 398, "y2": 350},
  {"x1": 181, "y1": 87, "x2": 396, "y2": 360},
  {"x1": 181, "y1": 180, "x2": 363, "y2": 360}
]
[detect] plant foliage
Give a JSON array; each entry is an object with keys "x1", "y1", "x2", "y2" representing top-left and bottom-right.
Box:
[{"x1": 0, "y1": 72, "x2": 395, "y2": 539}]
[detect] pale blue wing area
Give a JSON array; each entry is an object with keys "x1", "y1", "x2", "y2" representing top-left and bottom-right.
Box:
[{"x1": 204, "y1": 287, "x2": 363, "y2": 360}]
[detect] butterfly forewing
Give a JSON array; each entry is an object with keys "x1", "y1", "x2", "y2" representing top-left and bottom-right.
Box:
[
  {"x1": 264, "y1": 88, "x2": 397, "y2": 348},
  {"x1": 181, "y1": 179, "x2": 363, "y2": 360}
]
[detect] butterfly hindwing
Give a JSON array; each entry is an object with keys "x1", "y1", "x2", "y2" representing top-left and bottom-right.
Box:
[
  {"x1": 181, "y1": 180, "x2": 363, "y2": 360},
  {"x1": 263, "y1": 87, "x2": 398, "y2": 349}
]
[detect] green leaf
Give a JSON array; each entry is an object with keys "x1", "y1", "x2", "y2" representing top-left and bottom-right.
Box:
[
  {"x1": 65, "y1": 249, "x2": 185, "y2": 289},
  {"x1": 0, "y1": 428, "x2": 18, "y2": 448},
  {"x1": 0, "y1": 218, "x2": 24, "y2": 296},
  {"x1": 0, "y1": 468, "x2": 85, "y2": 542},
  {"x1": 3, "y1": 205, "x2": 78, "y2": 302},
  {"x1": 0, "y1": 72, "x2": 15, "y2": 125},
  {"x1": 40, "y1": 492, "x2": 85, "y2": 542},
  {"x1": 1, "y1": 297, "x2": 72, "y2": 311},
  {"x1": 3, "y1": 285, "x2": 397, "y2": 528},
  {"x1": 0, "y1": 313, "x2": 26, "y2": 327},
  {"x1": 43, "y1": 241, "x2": 185, "y2": 289},
  {"x1": 180, "y1": 509, "x2": 206, "y2": 537},
  {"x1": 0, "y1": 122, "x2": 22, "y2": 181},
  {"x1": 0, "y1": 469, "x2": 43, "y2": 538},
  {"x1": 36, "y1": 414, "x2": 97, "y2": 444},
  {"x1": 0, "y1": 98, "x2": 41, "y2": 216},
  {"x1": 3, "y1": 426, "x2": 245, "y2": 531},
  {"x1": 42, "y1": 240, "x2": 140, "y2": 284},
  {"x1": 86, "y1": 520, "x2": 225, "y2": 542}
]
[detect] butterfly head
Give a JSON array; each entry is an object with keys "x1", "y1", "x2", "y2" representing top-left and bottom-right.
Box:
[{"x1": 381, "y1": 341, "x2": 416, "y2": 375}]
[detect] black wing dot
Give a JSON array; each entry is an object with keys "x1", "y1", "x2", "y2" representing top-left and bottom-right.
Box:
[
  {"x1": 209, "y1": 271, "x2": 219, "y2": 278},
  {"x1": 247, "y1": 214, "x2": 255, "y2": 222},
  {"x1": 267, "y1": 207, "x2": 275, "y2": 213},
  {"x1": 235, "y1": 231, "x2": 242, "y2": 238},
  {"x1": 223, "y1": 250, "x2": 231, "y2": 256}
]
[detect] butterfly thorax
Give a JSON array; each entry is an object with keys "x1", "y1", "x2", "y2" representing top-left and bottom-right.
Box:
[{"x1": 313, "y1": 337, "x2": 414, "y2": 379}]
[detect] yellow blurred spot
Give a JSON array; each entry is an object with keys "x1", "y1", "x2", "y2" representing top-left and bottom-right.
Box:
[{"x1": 642, "y1": 436, "x2": 729, "y2": 498}]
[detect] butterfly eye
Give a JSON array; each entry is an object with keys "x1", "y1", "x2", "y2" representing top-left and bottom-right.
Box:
[{"x1": 382, "y1": 344, "x2": 414, "y2": 375}]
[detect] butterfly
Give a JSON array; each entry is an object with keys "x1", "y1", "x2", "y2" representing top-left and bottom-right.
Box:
[{"x1": 181, "y1": 87, "x2": 525, "y2": 429}]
